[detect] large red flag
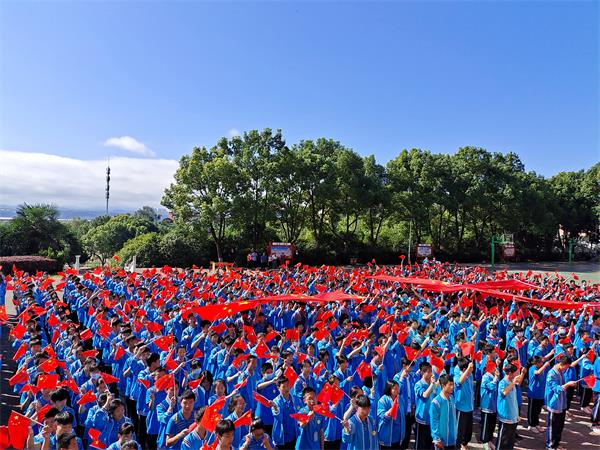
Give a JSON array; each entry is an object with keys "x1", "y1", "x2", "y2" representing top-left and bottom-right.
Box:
[
  {"x1": 8, "y1": 411, "x2": 30, "y2": 449},
  {"x1": 200, "y1": 397, "x2": 226, "y2": 432}
]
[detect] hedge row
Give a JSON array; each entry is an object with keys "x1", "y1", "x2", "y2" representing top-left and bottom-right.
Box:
[{"x1": 0, "y1": 256, "x2": 61, "y2": 275}]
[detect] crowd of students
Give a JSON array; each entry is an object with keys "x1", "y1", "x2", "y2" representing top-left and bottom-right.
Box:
[{"x1": 2, "y1": 260, "x2": 600, "y2": 450}]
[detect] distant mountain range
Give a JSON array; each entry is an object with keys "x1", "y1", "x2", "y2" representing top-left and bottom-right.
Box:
[{"x1": 0, "y1": 205, "x2": 168, "y2": 220}]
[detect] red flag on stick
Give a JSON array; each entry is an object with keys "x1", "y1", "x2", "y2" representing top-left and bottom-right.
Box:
[
  {"x1": 356, "y1": 361, "x2": 372, "y2": 380},
  {"x1": 8, "y1": 410, "x2": 31, "y2": 449},
  {"x1": 389, "y1": 396, "x2": 399, "y2": 420},
  {"x1": 200, "y1": 397, "x2": 225, "y2": 432},
  {"x1": 77, "y1": 390, "x2": 97, "y2": 405},
  {"x1": 233, "y1": 410, "x2": 253, "y2": 428},
  {"x1": 253, "y1": 392, "x2": 272, "y2": 408},
  {"x1": 582, "y1": 374, "x2": 597, "y2": 389}
]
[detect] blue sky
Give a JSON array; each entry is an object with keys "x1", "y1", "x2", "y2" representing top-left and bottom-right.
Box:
[{"x1": 0, "y1": 1, "x2": 598, "y2": 209}]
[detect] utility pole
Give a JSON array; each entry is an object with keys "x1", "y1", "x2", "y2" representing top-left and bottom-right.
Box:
[{"x1": 105, "y1": 158, "x2": 111, "y2": 215}]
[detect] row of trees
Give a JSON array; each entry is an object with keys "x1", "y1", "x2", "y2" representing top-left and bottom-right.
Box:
[
  {"x1": 162, "y1": 129, "x2": 599, "y2": 263},
  {"x1": 0, "y1": 129, "x2": 597, "y2": 267}
]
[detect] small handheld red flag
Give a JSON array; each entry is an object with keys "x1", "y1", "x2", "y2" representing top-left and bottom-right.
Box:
[
  {"x1": 233, "y1": 410, "x2": 253, "y2": 428},
  {"x1": 100, "y1": 372, "x2": 119, "y2": 385},
  {"x1": 77, "y1": 390, "x2": 97, "y2": 405},
  {"x1": 253, "y1": 392, "x2": 272, "y2": 408},
  {"x1": 582, "y1": 374, "x2": 596, "y2": 389},
  {"x1": 389, "y1": 396, "x2": 399, "y2": 420}
]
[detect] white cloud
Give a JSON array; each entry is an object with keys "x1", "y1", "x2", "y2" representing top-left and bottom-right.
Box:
[
  {"x1": 0, "y1": 150, "x2": 179, "y2": 210},
  {"x1": 228, "y1": 128, "x2": 241, "y2": 138},
  {"x1": 103, "y1": 136, "x2": 155, "y2": 157}
]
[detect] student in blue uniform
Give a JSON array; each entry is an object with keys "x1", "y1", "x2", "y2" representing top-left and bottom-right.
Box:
[
  {"x1": 479, "y1": 361, "x2": 499, "y2": 450},
  {"x1": 377, "y1": 380, "x2": 404, "y2": 448},
  {"x1": 271, "y1": 377, "x2": 298, "y2": 449},
  {"x1": 430, "y1": 374, "x2": 457, "y2": 450},
  {"x1": 295, "y1": 387, "x2": 325, "y2": 450},
  {"x1": 544, "y1": 356, "x2": 578, "y2": 450},
  {"x1": 527, "y1": 356, "x2": 550, "y2": 433},
  {"x1": 496, "y1": 364, "x2": 525, "y2": 450},
  {"x1": 341, "y1": 394, "x2": 379, "y2": 450},
  {"x1": 414, "y1": 361, "x2": 438, "y2": 450},
  {"x1": 453, "y1": 357, "x2": 475, "y2": 450},
  {"x1": 165, "y1": 390, "x2": 196, "y2": 450},
  {"x1": 239, "y1": 419, "x2": 276, "y2": 450}
]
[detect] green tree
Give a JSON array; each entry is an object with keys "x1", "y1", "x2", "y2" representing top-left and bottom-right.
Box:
[
  {"x1": 296, "y1": 139, "x2": 340, "y2": 248},
  {"x1": 81, "y1": 214, "x2": 156, "y2": 264},
  {"x1": 271, "y1": 146, "x2": 308, "y2": 243},
  {"x1": 222, "y1": 129, "x2": 286, "y2": 249},
  {"x1": 362, "y1": 155, "x2": 391, "y2": 246},
  {"x1": 329, "y1": 148, "x2": 369, "y2": 256},
  {"x1": 118, "y1": 232, "x2": 161, "y2": 267},
  {"x1": 4, "y1": 203, "x2": 81, "y2": 262},
  {"x1": 162, "y1": 146, "x2": 243, "y2": 261}
]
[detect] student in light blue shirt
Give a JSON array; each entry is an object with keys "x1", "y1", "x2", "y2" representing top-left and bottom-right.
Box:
[
  {"x1": 295, "y1": 387, "x2": 325, "y2": 450},
  {"x1": 496, "y1": 364, "x2": 525, "y2": 450},
  {"x1": 342, "y1": 394, "x2": 379, "y2": 450},
  {"x1": 270, "y1": 377, "x2": 298, "y2": 448},
  {"x1": 430, "y1": 374, "x2": 457, "y2": 450},
  {"x1": 527, "y1": 356, "x2": 550, "y2": 431},
  {"x1": 414, "y1": 362, "x2": 438, "y2": 450},
  {"x1": 239, "y1": 418, "x2": 275, "y2": 450},
  {"x1": 479, "y1": 360, "x2": 499, "y2": 449},
  {"x1": 453, "y1": 357, "x2": 475, "y2": 449},
  {"x1": 545, "y1": 356, "x2": 578, "y2": 450}
]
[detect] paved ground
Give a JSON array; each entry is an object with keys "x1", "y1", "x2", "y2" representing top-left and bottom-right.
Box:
[{"x1": 488, "y1": 260, "x2": 600, "y2": 284}]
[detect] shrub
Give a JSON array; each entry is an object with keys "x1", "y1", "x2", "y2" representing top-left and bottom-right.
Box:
[{"x1": 0, "y1": 255, "x2": 61, "y2": 275}]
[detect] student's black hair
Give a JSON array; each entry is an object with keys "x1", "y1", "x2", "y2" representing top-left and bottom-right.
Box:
[
  {"x1": 349, "y1": 386, "x2": 363, "y2": 399},
  {"x1": 250, "y1": 418, "x2": 265, "y2": 432},
  {"x1": 55, "y1": 411, "x2": 74, "y2": 426},
  {"x1": 261, "y1": 362, "x2": 274, "y2": 373},
  {"x1": 57, "y1": 432, "x2": 77, "y2": 450},
  {"x1": 504, "y1": 363, "x2": 518, "y2": 374},
  {"x1": 118, "y1": 423, "x2": 135, "y2": 436},
  {"x1": 382, "y1": 380, "x2": 398, "y2": 397},
  {"x1": 107, "y1": 398, "x2": 125, "y2": 415},
  {"x1": 121, "y1": 442, "x2": 138, "y2": 450},
  {"x1": 457, "y1": 357, "x2": 470, "y2": 371},
  {"x1": 146, "y1": 352, "x2": 160, "y2": 367},
  {"x1": 336, "y1": 355, "x2": 348, "y2": 364},
  {"x1": 301, "y1": 386, "x2": 315, "y2": 398},
  {"x1": 355, "y1": 394, "x2": 371, "y2": 408},
  {"x1": 50, "y1": 388, "x2": 70, "y2": 402},
  {"x1": 557, "y1": 355, "x2": 572, "y2": 365},
  {"x1": 215, "y1": 419, "x2": 235, "y2": 436},
  {"x1": 530, "y1": 356, "x2": 542, "y2": 365},
  {"x1": 181, "y1": 390, "x2": 196, "y2": 401},
  {"x1": 438, "y1": 374, "x2": 453, "y2": 387},
  {"x1": 276, "y1": 377, "x2": 289, "y2": 387},
  {"x1": 43, "y1": 407, "x2": 60, "y2": 421},
  {"x1": 419, "y1": 361, "x2": 432, "y2": 372}
]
